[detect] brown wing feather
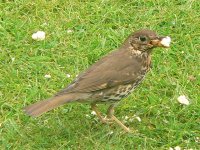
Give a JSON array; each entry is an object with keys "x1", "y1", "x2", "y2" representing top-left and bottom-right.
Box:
[{"x1": 57, "y1": 48, "x2": 142, "y2": 94}]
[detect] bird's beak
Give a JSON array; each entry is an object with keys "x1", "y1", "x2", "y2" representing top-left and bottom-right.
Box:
[{"x1": 150, "y1": 36, "x2": 171, "y2": 48}]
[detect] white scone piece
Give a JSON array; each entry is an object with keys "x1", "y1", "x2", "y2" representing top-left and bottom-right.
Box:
[
  {"x1": 161, "y1": 36, "x2": 171, "y2": 47},
  {"x1": 177, "y1": 95, "x2": 190, "y2": 105},
  {"x1": 32, "y1": 31, "x2": 46, "y2": 41}
]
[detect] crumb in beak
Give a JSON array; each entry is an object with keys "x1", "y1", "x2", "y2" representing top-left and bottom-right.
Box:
[{"x1": 160, "y1": 36, "x2": 171, "y2": 47}]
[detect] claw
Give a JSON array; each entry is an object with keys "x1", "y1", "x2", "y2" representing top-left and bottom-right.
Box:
[{"x1": 101, "y1": 116, "x2": 114, "y2": 124}]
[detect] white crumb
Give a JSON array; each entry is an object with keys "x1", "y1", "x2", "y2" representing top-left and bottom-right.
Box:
[
  {"x1": 177, "y1": 95, "x2": 190, "y2": 105},
  {"x1": 91, "y1": 111, "x2": 96, "y2": 115},
  {"x1": 124, "y1": 116, "x2": 129, "y2": 120},
  {"x1": 32, "y1": 31, "x2": 46, "y2": 41},
  {"x1": 161, "y1": 36, "x2": 171, "y2": 47},
  {"x1": 67, "y1": 29, "x2": 73, "y2": 34},
  {"x1": 174, "y1": 146, "x2": 181, "y2": 150},
  {"x1": 135, "y1": 116, "x2": 141, "y2": 122},
  {"x1": 66, "y1": 74, "x2": 71, "y2": 78},
  {"x1": 44, "y1": 74, "x2": 51, "y2": 79}
]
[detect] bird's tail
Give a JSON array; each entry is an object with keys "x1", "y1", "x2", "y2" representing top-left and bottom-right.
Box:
[{"x1": 24, "y1": 93, "x2": 79, "y2": 117}]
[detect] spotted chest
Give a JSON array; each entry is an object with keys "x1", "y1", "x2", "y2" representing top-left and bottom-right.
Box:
[
  {"x1": 91, "y1": 52, "x2": 151, "y2": 103},
  {"x1": 92, "y1": 75, "x2": 146, "y2": 103}
]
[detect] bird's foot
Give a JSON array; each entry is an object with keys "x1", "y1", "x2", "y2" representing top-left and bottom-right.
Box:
[
  {"x1": 111, "y1": 115, "x2": 131, "y2": 133},
  {"x1": 100, "y1": 116, "x2": 114, "y2": 124}
]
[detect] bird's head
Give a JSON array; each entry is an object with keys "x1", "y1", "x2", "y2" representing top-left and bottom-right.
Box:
[{"x1": 125, "y1": 29, "x2": 171, "y2": 52}]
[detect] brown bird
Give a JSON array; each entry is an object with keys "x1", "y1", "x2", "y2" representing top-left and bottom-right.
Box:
[{"x1": 24, "y1": 29, "x2": 171, "y2": 132}]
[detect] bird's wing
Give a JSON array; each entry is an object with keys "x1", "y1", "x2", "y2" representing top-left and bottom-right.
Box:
[{"x1": 57, "y1": 49, "x2": 143, "y2": 94}]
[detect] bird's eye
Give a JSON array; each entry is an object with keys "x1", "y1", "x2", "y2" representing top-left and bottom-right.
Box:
[{"x1": 139, "y1": 36, "x2": 147, "y2": 42}]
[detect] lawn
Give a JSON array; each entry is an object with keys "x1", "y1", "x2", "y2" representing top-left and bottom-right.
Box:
[{"x1": 0, "y1": 0, "x2": 199, "y2": 149}]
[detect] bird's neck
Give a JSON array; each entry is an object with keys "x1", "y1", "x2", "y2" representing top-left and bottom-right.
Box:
[
  {"x1": 128, "y1": 45, "x2": 152, "y2": 56},
  {"x1": 128, "y1": 47, "x2": 152, "y2": 71}
]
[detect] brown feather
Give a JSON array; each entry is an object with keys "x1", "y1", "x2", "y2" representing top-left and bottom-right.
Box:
[
  {"x1": 24, "y1": 93, "x2": 87, "y2": 117},
  {"x1": 57, "y1": 48, "x2": 143, "y2": 94}
]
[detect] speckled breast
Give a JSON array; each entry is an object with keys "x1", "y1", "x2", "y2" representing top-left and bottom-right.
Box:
[
  {"x1": 93, "y1": 74, "x2": 146, "y2": 104},
  {"x1": 92, "y1": 52, "x2": 151, "y2": 104}
]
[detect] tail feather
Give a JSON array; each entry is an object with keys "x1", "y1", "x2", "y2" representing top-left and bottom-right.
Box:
[{"x1": 24, "y1": 94, "x2": 77, "y2": 117}]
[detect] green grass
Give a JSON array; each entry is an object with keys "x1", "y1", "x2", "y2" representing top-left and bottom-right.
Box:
[{"x1": 0, "y1": 0, "x2": 199, "y2": 149}]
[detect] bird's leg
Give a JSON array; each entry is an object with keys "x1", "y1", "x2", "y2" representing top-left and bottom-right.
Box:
[
  {"x1": 91, "y1": 103, "x2": 107, "y2": 123},
  {"x1": 107, "y1": 104, "x2": 131, "y2": 133}
]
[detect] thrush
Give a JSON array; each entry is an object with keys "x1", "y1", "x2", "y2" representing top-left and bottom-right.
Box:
[{"x1": 24, "y1": 29, "x2": 171, "y2": 132}]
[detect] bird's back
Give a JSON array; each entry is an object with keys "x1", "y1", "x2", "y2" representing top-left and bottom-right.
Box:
[{"x1": 56, "y1": 46, "x2": 151, "y2": 100}]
